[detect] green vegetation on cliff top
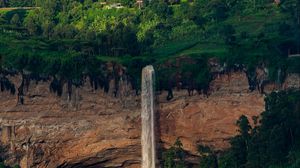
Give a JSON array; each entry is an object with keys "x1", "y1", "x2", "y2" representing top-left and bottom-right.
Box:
[{"x1": 0, "y1": 0, "x2": 299, "y2": 95}]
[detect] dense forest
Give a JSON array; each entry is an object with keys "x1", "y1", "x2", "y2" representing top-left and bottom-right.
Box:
[{"x1": 0, "y1": 0, "x2": 300, "y2": 167}]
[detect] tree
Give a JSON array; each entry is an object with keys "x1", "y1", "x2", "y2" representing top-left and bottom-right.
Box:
[
  {"x1": 24, "y1": 11, "x2": 40, "y2": 35},
  {"x1": 149, "y1": 0, "x2": 172, "y2": 18},
  {"x1": 198, "y1": 145, "x2": 218, "y2": 168},
  {"x1": 228, "y1": 115, "x2": 251, "y2": 168},
  {"x1": 42, "y1": 20, "x2": 55, "y2": 39},
  {"x1": 162, "y1": 138, "x2": 186, "y2": 168},
  {"x1": 10, "y1": 13, "x2": 21, "y2": 26},
  {"x1": 251, "y1": 90, "x2": 300, "y2": 166},
  {"x1": 280, "y1": 0, "x2": 300, "y2": 24},
  {"x1": 236, "y1": 115, "x2": 251, "y2": 139},
  {"x1": 220, "y1": 24, "x2": 236, "y2": 46},
  {"x1": 187, "y1": 0, "x2": 207, "y2": 26},
  {"x1": 83, "y1": 0, "x2": 93, "y2": 9},
  {"x1": 119, "y1": 0, "x2": 136, "y2": 7}
]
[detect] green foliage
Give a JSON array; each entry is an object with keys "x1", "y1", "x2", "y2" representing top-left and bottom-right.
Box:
[
  {"x1": 162, "y1": 138, "x2": 186, "y2": 168},
  {"x1": 148, "y1": 0, "x2": 172, "y2": 18},
  {"x1": 219, "y1": 90, "x2": 300, "y2": 168},
  {"x1": 10, "y1": 0, "x2": 34, "y2": 7},
  {"x1": 287, "y1": 57, "x2": 300, "y2": 73},
  {"x1": 236, "y1": 115, "x2": 251, "y2": 138},
  {"x1": 198, "y1": 145, "x2": 218, "y2": 168},
  {"x1": 23, "y1": 10, "x2": 40, "y2": 35},
  {"x1": 0, "y1": 162, "x2": 20, "y2": 168},
  {"x1": 180, "y1": 56, "x2": 211, "y2": 94},
  {"x1": 218, "y1": 115, "x2": 252, "y2": 168},
  {"x1": 124, "y1": 57, "x2": 153, "y2": 93},
  {"x1": 218, "y1": 152, "x2": 237, "y2": 168},
  {"x1": 0, "y1": 0, "x2": 35, "y2": 7},
  {"x1": 10, "y1": 13, "x2": 20, "y2": 26},
  {"x1": 0, "y1": 0, "x2": 299, "y2": 96},
  {"x1": 0, "y1": 8, "x2": 27, "y2": 26}
]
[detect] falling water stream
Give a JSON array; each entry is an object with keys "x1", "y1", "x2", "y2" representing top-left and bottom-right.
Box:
[{"x1": 141, "y1": 65, "x2": 157, "y2": 168}]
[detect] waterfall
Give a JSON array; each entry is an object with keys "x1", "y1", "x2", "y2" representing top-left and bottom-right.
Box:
[{"x1": 141, "y1": 65, "x2": 157, "y2": 168}]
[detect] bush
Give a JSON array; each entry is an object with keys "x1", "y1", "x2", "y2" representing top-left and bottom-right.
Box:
[{"x1": 162, "y1": 138, "x2": 186, "y2": 168}]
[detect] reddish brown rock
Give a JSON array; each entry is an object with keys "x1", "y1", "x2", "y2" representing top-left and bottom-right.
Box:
[{"x1": 0, "y1": 71, "x2": 299, "y2": 168}]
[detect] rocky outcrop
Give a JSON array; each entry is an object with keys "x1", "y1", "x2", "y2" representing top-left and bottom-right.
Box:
[{"x1": 0, "y1": 71, "x2": 299, "y2": 168}]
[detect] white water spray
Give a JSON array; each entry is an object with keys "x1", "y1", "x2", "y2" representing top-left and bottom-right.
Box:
[{"x1": 141, "y1": 65, "x2": 157, "y2": 168}]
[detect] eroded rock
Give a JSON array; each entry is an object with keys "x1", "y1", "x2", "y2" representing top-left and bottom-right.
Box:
[{"x1": 0, "y1": 71, "x2": 299, "y2": 168}]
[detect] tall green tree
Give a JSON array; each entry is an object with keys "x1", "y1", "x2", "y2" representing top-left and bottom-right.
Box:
[{"x1": 10, "y1": 13, "x2": 20, "y2": 26}]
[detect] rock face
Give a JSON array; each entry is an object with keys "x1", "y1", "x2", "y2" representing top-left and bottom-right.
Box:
[
  {"x1": 0, "y1": 72, "x2": 299, "y2": 168},
  {"x1": 159, "y1": 71, "x2": 265, "y2": 154}
]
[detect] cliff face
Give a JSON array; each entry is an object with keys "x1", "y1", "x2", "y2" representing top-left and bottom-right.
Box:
[{"x1": 0, "y1": 71, "x2": 299, "y2": 168}]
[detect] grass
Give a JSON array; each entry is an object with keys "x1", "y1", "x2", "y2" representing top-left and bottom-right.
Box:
[
  {"x1": 152, "y1": 38, "x2": 199, "y2": 56},
  {"x1": 153, "y1": 5, "x2": 287, "y2": 63},
  {"x1": 0, "y1": 8, "x2": 12, "y2": 16},
  {"x1": 224, "y1": 7, "x2": 287, "y2": 36},
  {"x1": 149, "y1": 33, "x2": 226, "y2": 64},
  {"x1": 179, "y1": 41, "x2": 227, "y2": 57}
]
